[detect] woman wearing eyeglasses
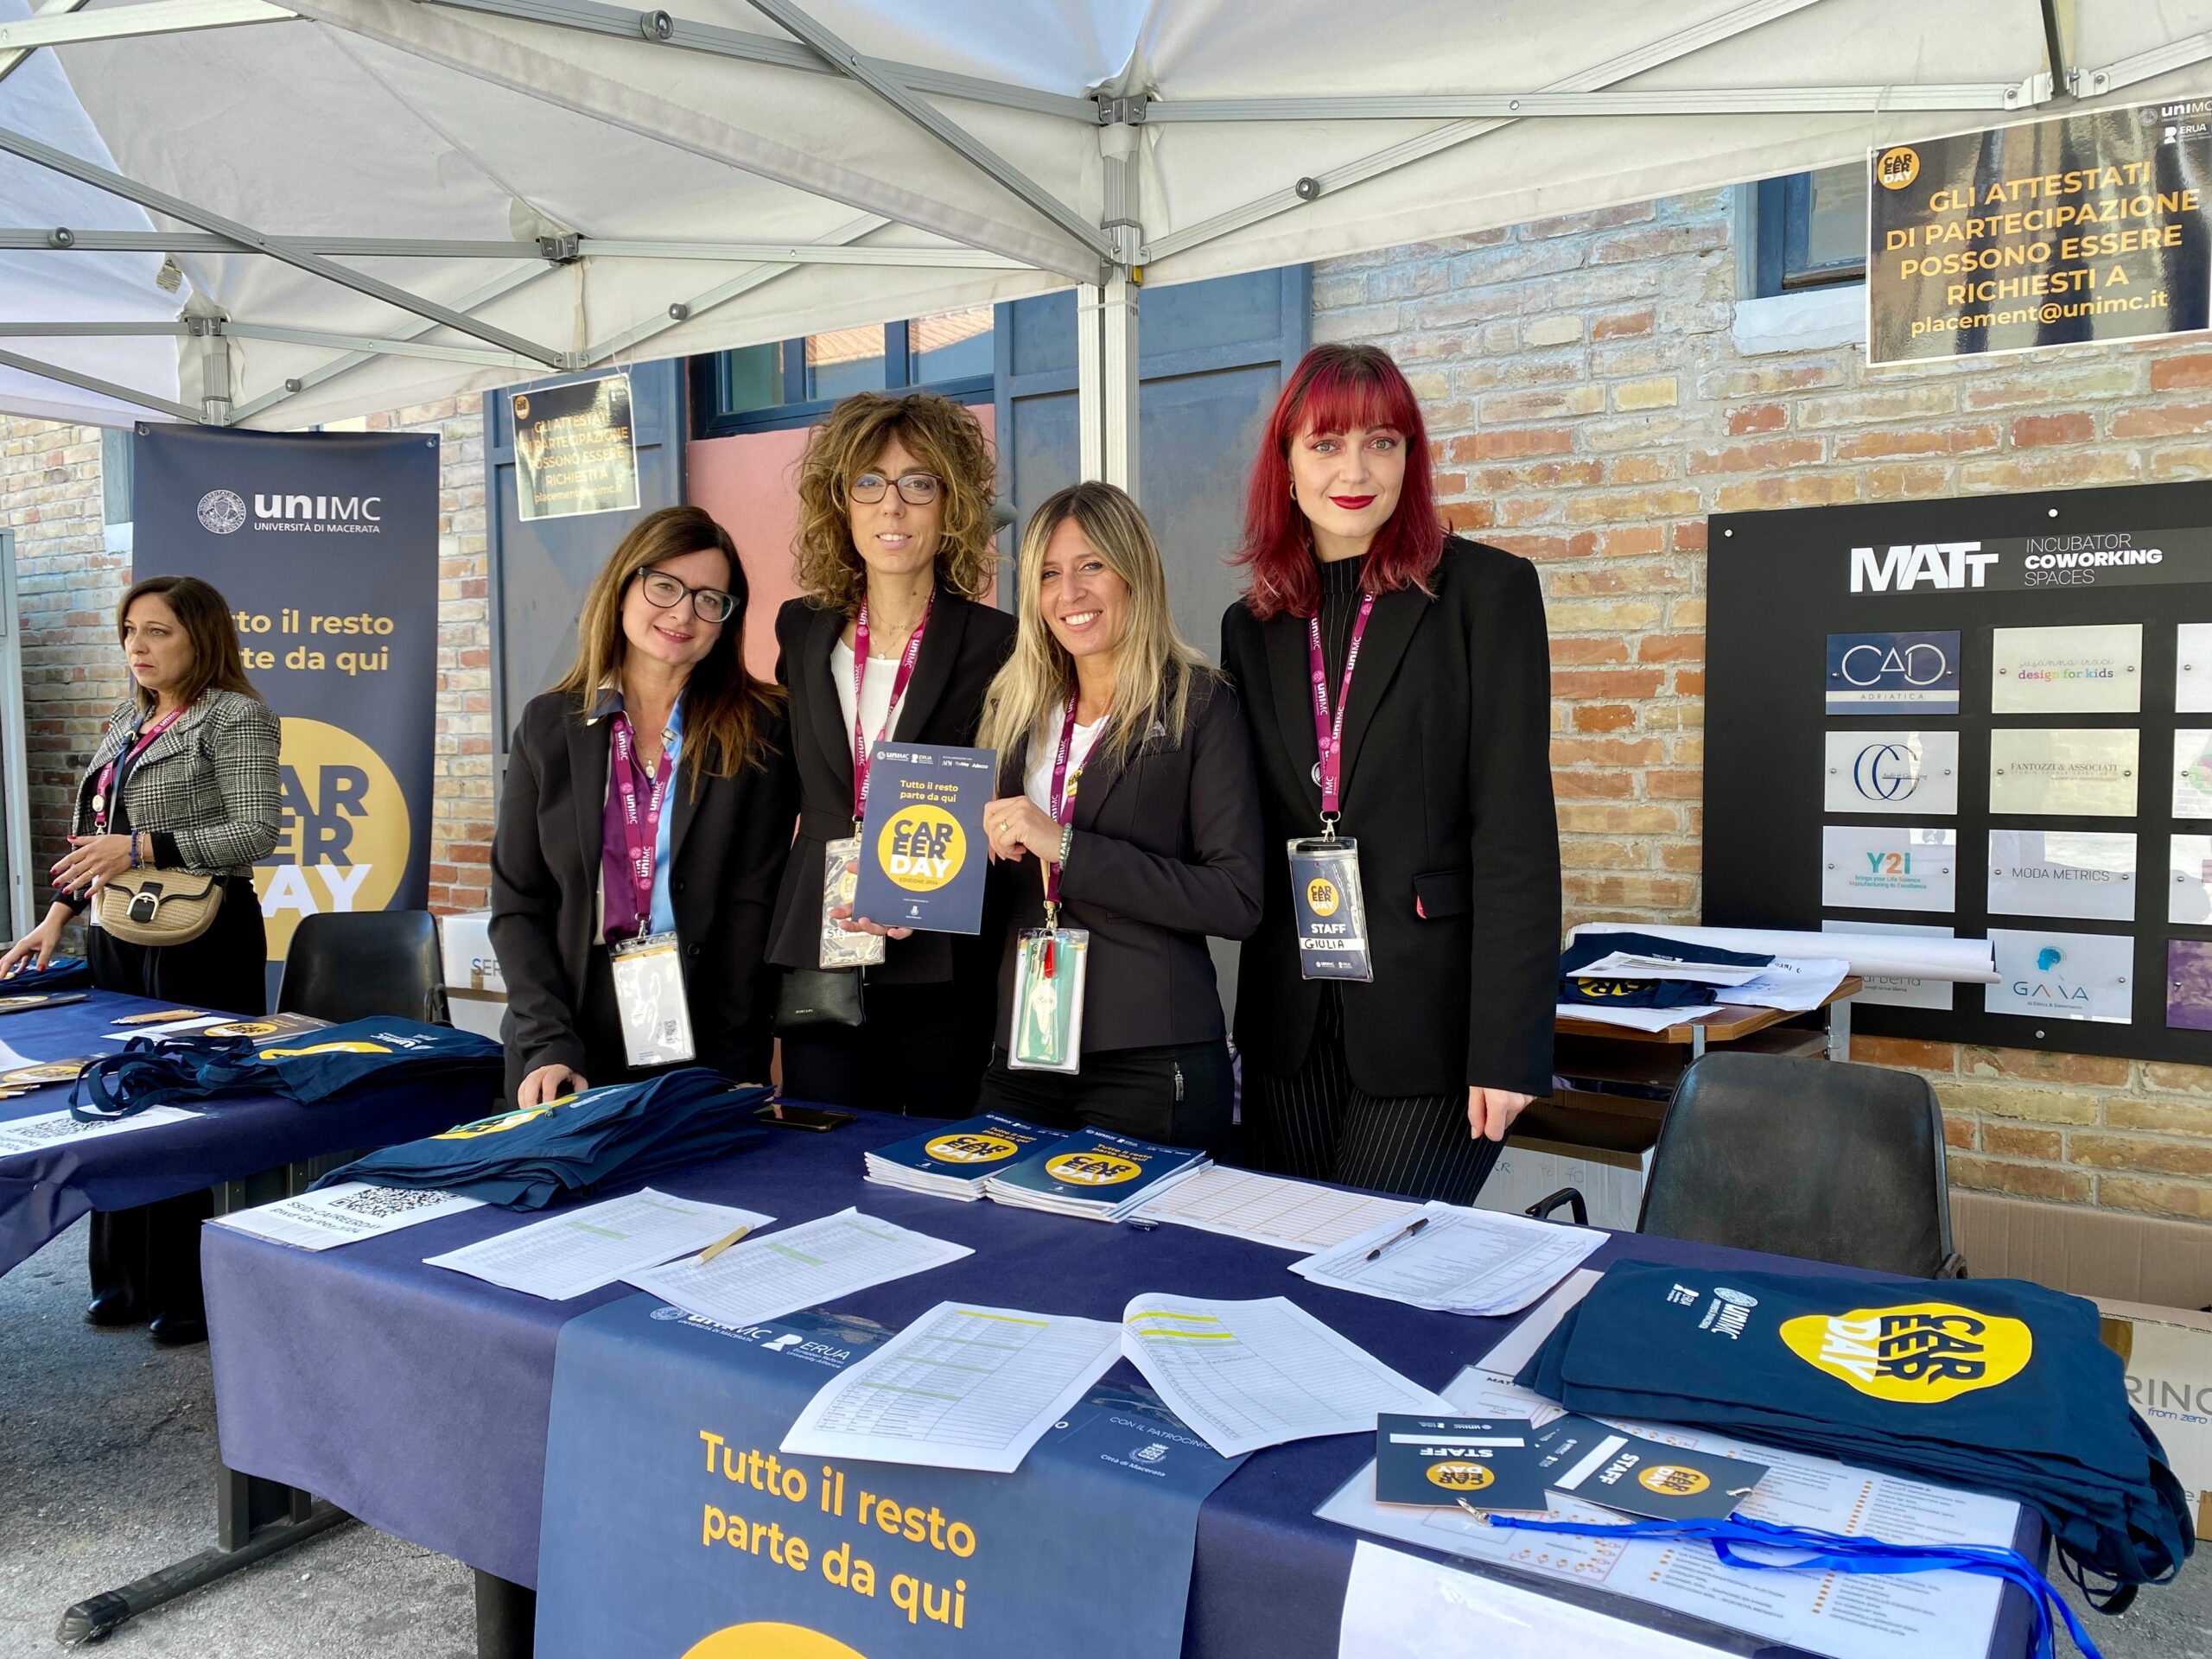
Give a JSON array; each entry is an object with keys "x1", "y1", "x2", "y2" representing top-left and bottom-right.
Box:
[
  {"x1": 766, "y1": 391, "x2": 1015, "y2": 1114},
  {"x1": 491, "y1": 505, "x2": 798, "y2": 1109}
]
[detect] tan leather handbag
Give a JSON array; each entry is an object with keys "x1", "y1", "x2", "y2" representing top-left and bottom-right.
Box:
[{"x1": 98, "y1": 870, "x2": 224, "y2": 948}]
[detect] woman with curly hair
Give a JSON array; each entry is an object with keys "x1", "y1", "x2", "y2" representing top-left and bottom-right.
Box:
[{"x1": 766, "y1": 391, "x2": 1015, "y2": 1113}]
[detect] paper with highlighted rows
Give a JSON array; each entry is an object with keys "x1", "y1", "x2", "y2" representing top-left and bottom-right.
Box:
[
  {"x1": 0, "y1": 1103, "x2": 200, "y2": 1158},
  {"x1": 1121, "y1": 1294, "x2": 1450, "y2": 1458},
  {"x1": 1292, "y1": 1202, "x2": 1606, "y2": 1318},
  {"x1": 208, "y1": 1181, "x2": 482, "y2": 1250},
  {"x1": 780, "y1": 1301, "x2": 1121, "y2": 1474},
  {"x1": 423, "y1": 1188, "x2": 772, "y2": 1300},
  {"x1": 1130, "y1": 1165, "x2": 1417, "y2": 1253},
  {"x1": 623, "y1": 1207, "x2": 971, "y2": 1330}
]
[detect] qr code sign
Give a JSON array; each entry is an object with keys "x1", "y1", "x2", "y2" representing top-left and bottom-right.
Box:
[
  {"x1": 10, "y1": 1114, "x2": 95, "y2": 1147},
  {"x1": 328, "y1": 1185, "x2": 453, "y2": 1219}
]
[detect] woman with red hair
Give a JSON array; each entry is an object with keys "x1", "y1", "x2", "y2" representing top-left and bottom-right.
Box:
[{"x1": 1218, "y1": 343, "x2": 1559, "y2": 1202}]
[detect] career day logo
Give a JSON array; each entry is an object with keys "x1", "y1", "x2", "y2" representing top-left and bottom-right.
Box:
[
  {"x1": 1637, "y1": 1465, "x2": 1711, "y2": 1497},
  {"x1": 435, "y1": 1104, "x2": 556, "y2": 1141},
  {"x1": 197, "y1": 488, "x2": 248, "y2": 534},
  {"x1": 1044, "y1": 1151, "x2": 1141, "y2": 1186},
  {"x1": 924, "y1": 1132, "x2": 1018, "y2": 1164},
  {"x1": 876, "y1": 804, "x2": 964, "y2": 893},
  {"x1": 202, "y1": 1020, "x2": 278, "y2": 1037},
  {"x1": 1425, "y1": 1461, "x2": 1495, "y2": 1493},
  {"x1": 1877, "y1": 145, "x2": 1920, "y2": 190},
  {"x1": 683, "y1": 1624, "x2": 868, "y2": 1659},
  {"x1": 254, "y1": 717, "x2": 410, "y2": 961},
  {"x1": 1306, "y1": 876, "x2": 1341, "y2": 918},
  {"x1": 1781, "y1": 1301, "x2": 2033, "y2": 1402}
]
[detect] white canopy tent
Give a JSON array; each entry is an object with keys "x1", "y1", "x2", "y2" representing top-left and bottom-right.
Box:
[{"x1": 5, "y1": 0, "x2": 2212, "y2": 490}]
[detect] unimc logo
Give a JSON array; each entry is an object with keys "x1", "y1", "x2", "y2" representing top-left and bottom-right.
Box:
[
  {"x1": 683, "y1": 1625, "x2": 868, "y2": 1659},
  {"x1": 924, "y1": 1132, "x2": 1018, "y2": 1164},
  {"x1": 1044, "y1": 1151, "x2": 1141, "y2": 1186},
  {"x1": 256, "y1": 1040, "x2": 393, "y2": 1059},
  {"x1": 1425, "y1": 1461, "x2": 1495, "y2": 1492},
  {"x1": 197, "y1": 488, "x2": 248, "y2": 534},
  {"x1": 1780, "y1": 1301, "x2": 2033, "y2": 1402},
  {"x1": 876, "y1": 804, "x2": 965, "y2": 893},
  {"x1": 1306, "y1": 876, "x2": 1340, "y2": 918},
  {"x1": 254, "y1": 717, "x2": 410, "y2": 962}
]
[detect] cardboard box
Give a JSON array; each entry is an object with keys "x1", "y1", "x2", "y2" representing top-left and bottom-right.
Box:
[
  {"x1": 1475, "y1": 1136, "x2": 1649, "y2": 1231},
  {"x1": 2096, "y1": 1300, "x2": 2212, "y2": 1540},
  {"x1": 437, "y1": 910, "x2": 506, "y2": 1041},
  {"x1": 1949, "y1": 1190, "x2": 2212, "y2": 1308}
]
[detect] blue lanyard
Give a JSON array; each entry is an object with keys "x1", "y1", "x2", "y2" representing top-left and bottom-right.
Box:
[{"x1": 1480, "y1": 1512, "x2": 2103, "y2": 1659}]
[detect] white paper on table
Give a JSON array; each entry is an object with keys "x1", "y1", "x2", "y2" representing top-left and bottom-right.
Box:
[
  {"x1": 1291, "y1": 1204, "x2": 1606, "y2": 1318},
  {"x1": 1721, "y1": 957, "x2": 1851, "y2": 1012},
  {"x1": 1580, "y1": 922, "x2": 1993, "y2": 984},
  {"x1": 624, "y1": 1207, "x2": 972, "y2": 1330},
  {"x1": 1989, "y1": 728, "x2": 2139, "y2": 818},
  {"x1": 423, "y1": 1189, "x2": 772, "y2": 1300},
  {"x1": 1120, "y1": 1294, "x2": 1449, "y2": 1458},
  {"x1": 780, "y1": 1301, "x2": 1119, "y2": 1474},
  {"x1": 99, "y1": 1014, "x2": 232, "y2": 1041},
  {"x1": 1131, "y1": 1165, "x2": 1418, "y2": 1253},
  {"x1": 1987, "y1": 830, "x2": 2138, "y2": 923},
  {"x1": 1315, "y1": 1367, "x2": 2015, "y2": 1659},
  {"x1": 1820, "y1": 825, "x2": 1956, "y2": 914},
  {"x1": 1990, "y1": 622, "x2": 2143, "y2": 715},
  {"x1": 1820, "y1": 921, "x2": 1957, "y2": 1010},
  {"x1": 209, "y1": 1181, "x2": 486, "y2": 1251},
  {"x1": 0, "y1": 1103, "x2": 200, "y2": 1156},
  {"x1": 1567, "y1": 952, "x2": 1768, "y2": 987},
  {"x1": 0, "y1": 1040, "x2": 37, "y2": 1071},
  {"x1": 2179, "y1": 623, "x2": 2212, "y2": 713},
  {"x1": 1554, "y1": 1003, "x2": 1724, "y2": 1033},
  {"x1": 1986, "y1": 929, "x2": 2134, "y2": 1024},
  {"x1": 1821, "y1": 730, "x2": 1961, "y2": 816},
  {"x1": 2170, "y1": 834, "x2": 2212, "y2": 925},
  {"x1": 1476, "y1": 1267, "x2": 1603, "y2": 1379},
  {"x1": 1338, "y1": 1541, "x2": 1740, "y2": 1659}
]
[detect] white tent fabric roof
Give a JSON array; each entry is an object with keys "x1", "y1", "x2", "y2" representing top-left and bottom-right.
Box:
[{"x1": 6, "y1": 0, "x2": 2212, "y2": 429}]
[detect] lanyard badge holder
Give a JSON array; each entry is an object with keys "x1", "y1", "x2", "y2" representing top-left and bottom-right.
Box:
[
  {"x1": 1009, "y1": 698, "x2": 1090, "y2": 1072},
  {"x1": 605, "y1": 713, "x2": 695, "y2": 1067},
  {"x1": 1292, "y1": 594, "x2": 1375, "y2": 982},
  {"x1": 823, "y1": 596, "x2": 932, "y2": 970}
]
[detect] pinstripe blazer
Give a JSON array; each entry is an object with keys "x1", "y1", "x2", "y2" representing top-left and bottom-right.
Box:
[{"x1": 68, "y1": 689, "x2": 283, "y2": 878}]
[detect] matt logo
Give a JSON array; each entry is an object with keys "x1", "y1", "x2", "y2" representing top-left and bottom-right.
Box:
[
  {"x1": 1781, "y1": 1301, "x2": 2033, "y2": 1402},
  {"x1": 1849, "y1": 542, "x2": 1999, "y2": 593},
  {"x1": 1825, "y1": 631, "x2": 1960, "y2": 714}
]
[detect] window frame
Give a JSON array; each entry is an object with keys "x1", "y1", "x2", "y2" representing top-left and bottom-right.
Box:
[
  {"x1": 689, "y1": 317, "x2": 996, "y2": 437},
  {"x1": 1751, "y1": 168, "x2": 1868, "y2": 298}
]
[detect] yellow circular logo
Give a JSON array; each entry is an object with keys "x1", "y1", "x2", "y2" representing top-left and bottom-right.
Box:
[
  {"x1": 204, "y1": 1020, "x2": 280, "y2": 1037},
  {"x1": 683, "y1": 1625, "x2": 868, "y2": 1659},
  {"x1": 1781, "y1": 1301, "x2": 2032, "y2": 1402},
  {"x1": 1877, "y1": 146, "x2": 1920, "y2": 191},
  {"x1": 1425, "y1": 1461, "x2": 1495, "y2": 1493},
  {"x1": 1044, "y1": 1151, "x2": 1141, "y2": 1186},
  {"x1": 435, "y1": 1104, "x2": 554, "y2": 1140},
  {"x1": 4, "y1": 1062, "x2": 84, "y2": 1084},
  {"x1": 875, "y1": 804, "x2": 966, "y2": 893},
  {"x1": 253, "y1": 716, "x2": 411, "y2": 962},
  {"x1": 925, "y1": 1132, "x2": 1019, "y2": 1164},
  {"x1": 1637, "y1": 1465, "x2": 1711, "y2": 1497},
  {"x1": 1306, "y1": 877, "x2": 1340, "y2": 918},
  {"x1": 257, "y1": 1039, "x2": 393, "y2": 1059}
]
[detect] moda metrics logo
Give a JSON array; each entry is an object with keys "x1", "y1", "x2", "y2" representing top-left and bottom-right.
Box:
[
  {"x1": 195, "y1": 486, "x2": 384, "y2": 536},
  {"x1": 1850, "y1": 541, "x2": 1999, "y2": 593}
]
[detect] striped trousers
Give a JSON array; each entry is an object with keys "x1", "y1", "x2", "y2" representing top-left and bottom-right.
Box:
[{"x1": 1243, "y1": 987, "x2": 1506, "y2": 1204}]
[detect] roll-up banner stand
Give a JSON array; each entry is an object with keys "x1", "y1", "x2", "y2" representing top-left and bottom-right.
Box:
[
  {"x1": 0, "y1": 529, "x2": 30, "y2": 940},
  {"x1": 130, "y1": 427, "x2": 440, "y2": 993}
]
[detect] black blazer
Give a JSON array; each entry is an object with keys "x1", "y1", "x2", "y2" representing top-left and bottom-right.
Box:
[
  {"x1": 490, "y1": 689, "x2": 800, "y2": 1098},
  {"x1": 766, "y1": 589, "x2": 1017, "y2": 984},
  {"x1": 1218, "y1": 537, "x2": 1560, "y2": 1099},
  {"x1": 990, "y1": 670, "x2": 1263, "y2": 1053}
]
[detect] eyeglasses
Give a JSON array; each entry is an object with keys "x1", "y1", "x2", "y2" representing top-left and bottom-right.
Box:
[
  {"x1": 848, "y1": 471, "x2": 943, "y2": 506},
  {"x1": 632, "y1": 567, "x2": 736, "y2": 624}
]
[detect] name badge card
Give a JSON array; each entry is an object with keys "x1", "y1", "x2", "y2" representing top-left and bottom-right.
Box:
[
  {"x1": 1290, "y1": 838, "x2": 1373, "y2": 981},
  {"x1": 1986, "y1": 929, "x2": 2133, "y2": 1025},
  {"x1": 850, "y1": 742, "x2": 994, "y2": 935},
  {"x1": 1986, "y1": 830, "x2": 2138, "y2": 923},
  {"x1": 1007, "y1": 929, "x2": 1089, "y2": 1072},
  {"x1": 817, "y1": 836, "x2": 883, "y2": 969},
  {"x1": 1821, "y1": 730, "x2": 1959, "y2": 816},
  {"x1": 609, "y1": 931, "x2": 696, "y2": 1067},
  {"x1": 1990, "y1": 622, "x2": 2142, "y2": 715},
  {"x1": 1990, "y1": 728, "x2": 2139, "y2": 817},
  {"x1": 1819, "y1": 826, "x2": 1955, "y2": 914}
]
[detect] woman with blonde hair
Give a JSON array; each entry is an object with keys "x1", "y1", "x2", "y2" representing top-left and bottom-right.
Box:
[
  {"x1": 492, "y1": 505, "x2": 796, "y2": 1109},
  {"x1": 766, "y1": 391, "x2": 1014, "y2": 1113},
  {"x1": 976, "y1": 481, "x2": 1262, "y2": 1154}
]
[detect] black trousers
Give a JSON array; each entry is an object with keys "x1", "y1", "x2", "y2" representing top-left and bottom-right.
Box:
[
  {"x1": 980, "y1": 1038, "x2": 1236, "y2": 1160},
  {"x1": 779, "y1": 979, "x2": 989, "y2": 1116},
  {"x1": 1243, "y1": 986, "x2": 1504, "y2": 1204},
  {"x1": 569, "y1": 946, "x2": 772, "y2": 1096},
  {"x1": 86, "y1": 878, "x2": 268, "y2": 1318}
]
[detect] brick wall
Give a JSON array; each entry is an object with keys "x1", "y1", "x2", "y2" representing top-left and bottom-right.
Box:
[{"x1": 1313, "y1": 188, "x2": 2212, "y2": 1224}]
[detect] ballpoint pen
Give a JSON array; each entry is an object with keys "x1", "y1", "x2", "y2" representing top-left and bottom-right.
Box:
[{"x1": 1364, "y1": 1215, "x2": 1431, "y2": 1262}]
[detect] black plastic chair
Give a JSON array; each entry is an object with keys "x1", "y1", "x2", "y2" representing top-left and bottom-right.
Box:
[
  {"x1": 277, "y1": 911, "x2": 448, "y2": 1026},
  {"x1": 1529, "y1": 1051, "x2": 1965, "y2": 1278}
]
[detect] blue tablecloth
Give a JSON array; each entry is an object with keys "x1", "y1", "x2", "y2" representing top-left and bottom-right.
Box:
[
  {"x1": 203, "y1": 1109, "x2": 2047, "y2": 1657},
  {"x1": 0, "y1": 990, "x2": 503, "y2": 1276}
]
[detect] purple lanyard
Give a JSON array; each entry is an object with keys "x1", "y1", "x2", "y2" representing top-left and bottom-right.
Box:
[
  {"x1": 607, "y1": 712, "x2": 670, "y2": 942},
  {"x1": 93, "y1": 705, "x2": 188, "y2": 831},
  {"x1": 1043, "y1": 695, "x2": 1083, "y2": 914},
  {"x1": 850, "y1": 593, "x2": 932, "y2": 824},
  {"x1": 1306, "y1": 590, "x2": 1376, "y2": 829}
]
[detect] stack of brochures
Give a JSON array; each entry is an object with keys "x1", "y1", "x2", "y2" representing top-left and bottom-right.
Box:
[
  {"x1": 863, "y1": 1113, "x2": 1068, "y2": 1201},
  {"x1": 982, "y1": 1127, "x2": 1210, "y2": 1223}
]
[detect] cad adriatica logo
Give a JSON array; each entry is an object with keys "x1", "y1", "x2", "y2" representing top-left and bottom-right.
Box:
[{"x1": 197, "y1": 488, "x2": 248, "y2": 534}]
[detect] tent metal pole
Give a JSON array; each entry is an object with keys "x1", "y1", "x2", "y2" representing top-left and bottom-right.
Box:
[
  {"x1": 0, "y1": 124, "x2": 570, "y2": 368},
  {"x1": 0, "y1": 321, "x2": 189, "y2": 337},
  {"x1": 2078, "y1": 30, "x2": 2212, "y2": 98},
  {"x1": 0, "y1": 346, "x2": 201, "y2": 423},
  {"x1": 1147, "y1": 83, "x2": 2046, "y2": 120},
  {"x1": 739, "y1": 0, "x2": 1112, "y2": 265},
  {"x1": 0, "y1": 0, "x2": 292, "y2": 52},
  {"x1": 0, "y1": 0, "x2": 89, "y2": 88},
  {"x1": 0, "y1": 229, "x2": 1034, "y2": 266},
  {"x1": 222, "y1": 322, "x2": 549, "y2": 369}
]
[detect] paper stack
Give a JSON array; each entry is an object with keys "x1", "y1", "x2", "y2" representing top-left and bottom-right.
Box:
[
  {"x1": 983, "y1": 1127, "x2": 1210, "y2": 1222},
  {"x1": 862, "y1": 1113, "x2": 1068, "y2": 1201},
  {"x1": 1291, "y1": 1201, "x2": 1605, "y2": 1317}
]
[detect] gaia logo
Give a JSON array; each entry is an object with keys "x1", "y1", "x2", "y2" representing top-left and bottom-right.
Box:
[
  {"x1": 1044, "y1": 1151, "x2": 1141, "y2": 1185},
  {"x1": 683, "y1": 1626, "x2": 868, "y2": 1659},
  {"x1": 875, "y1": 804, "x2": 964, "y2": 893},
  {"x1": 1780, "y1": 1301, "x2": 2033, "y2": 1402},
  {"x1": 1306, "y1": 876, "x2": 1341, "y2": 918},
  {"x1": 923, "y1": 1131, "x2": 1018, "y2": 1164},
  {"x1": 1425, "y1": 1460, "x2": 1495, "y2": 1493},
  {"x1": 254, "y1": 717, "x2": 410, "y2": 961},
  {"x1": 1852, "y1": 743, "x2": 1923, "y2": 802},
  {"x1": 197, "y1": 488, "x2": 248, "y2": 534},
  {"x1": 2012, "y1": 944, "x2": 2091, "y2": 1004},
  {"x1": 1637, "y1": 1465, "x2": 1711, "y2": 1497}
]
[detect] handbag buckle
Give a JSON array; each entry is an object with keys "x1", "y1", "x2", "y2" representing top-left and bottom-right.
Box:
[{"x1": 127, "y1": 888, "x2": 160, "y2": 925}]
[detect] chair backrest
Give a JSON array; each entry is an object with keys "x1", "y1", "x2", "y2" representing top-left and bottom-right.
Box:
[
  {"x1": 277, "y1": 911, "x2": 447, "y2": 1025},
  {"x1": 1638, "y1": 1052, "x2": 1956, "y2": 1277}
]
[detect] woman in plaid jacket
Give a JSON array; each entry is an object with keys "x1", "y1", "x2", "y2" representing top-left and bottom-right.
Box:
[{"x1": 1, "y1": 574, "x2": 281, "y2": 1343}]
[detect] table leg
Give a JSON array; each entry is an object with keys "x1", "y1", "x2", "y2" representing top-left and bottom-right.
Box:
[
  {"x1": 475, "y1": 1570, "x2": 537, "y2": 1659},
  {"x1": 1827, "y1": 995, "x2": 1853, "y2": 1062}
]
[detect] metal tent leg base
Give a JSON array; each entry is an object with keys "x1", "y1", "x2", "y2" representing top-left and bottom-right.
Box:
[{"x1": 474, "y1": 1570, "x2": 536, "y2": 1659}]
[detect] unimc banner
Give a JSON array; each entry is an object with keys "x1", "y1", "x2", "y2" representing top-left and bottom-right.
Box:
[
  {"x1": 536, "y1": 1297, "x2": 1243, "y2": 1659},
  {"x1": 131, "y1": 425, "x2": 438, "y2": 964}
]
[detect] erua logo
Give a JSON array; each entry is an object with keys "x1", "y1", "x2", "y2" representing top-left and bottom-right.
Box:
[{"x1": 1850, "y1": 542, "x2": 1999, "y2": 593}]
